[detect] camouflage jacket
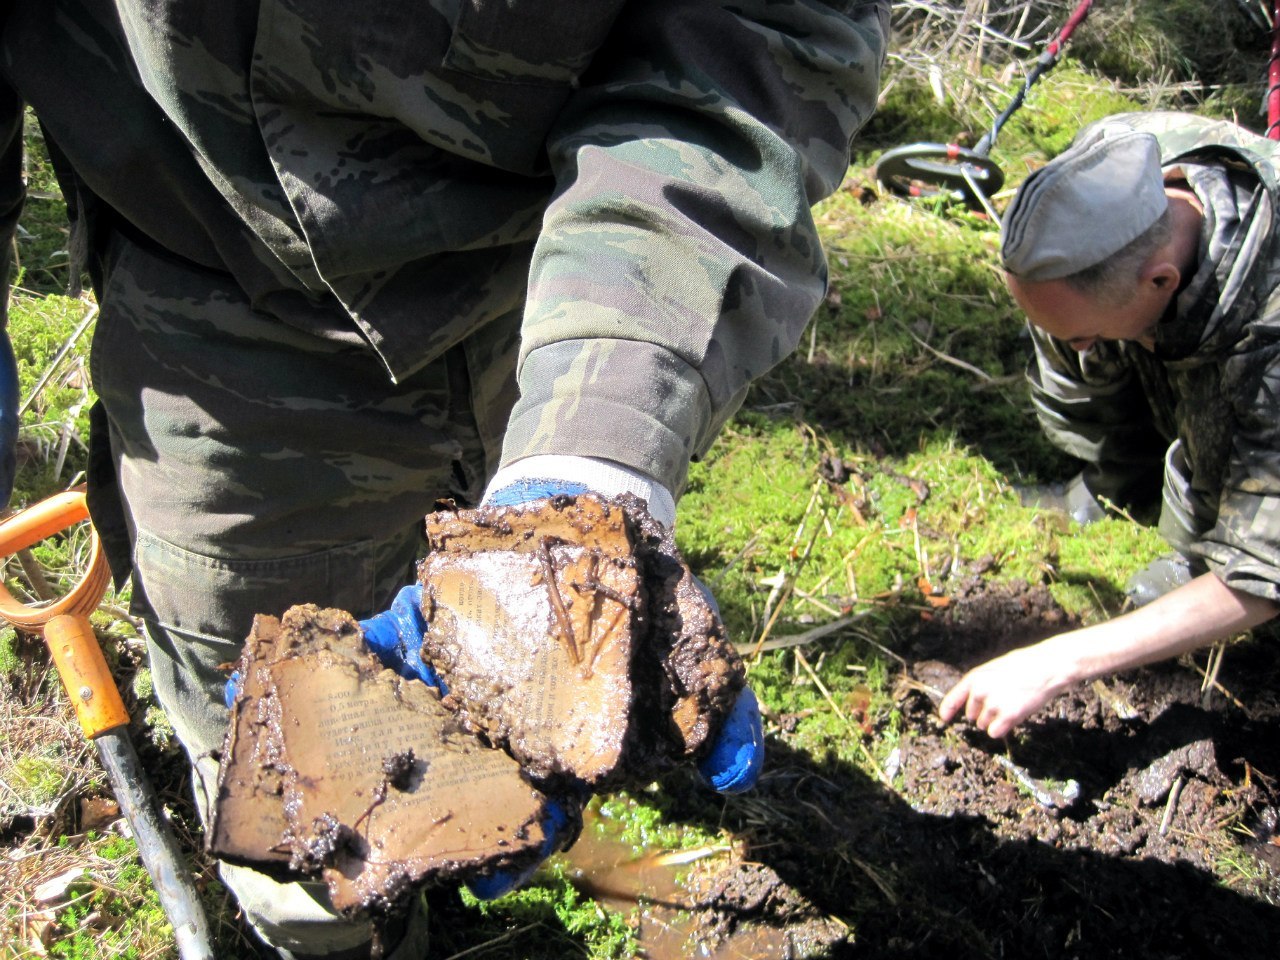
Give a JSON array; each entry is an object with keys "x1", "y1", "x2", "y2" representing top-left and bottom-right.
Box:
[
  {"x1": 0, "y1": 0, "x2": 889, "y2": 496},
  {"x1": 1029, "y1": 111, "x2": 1280, "y2": 601}
]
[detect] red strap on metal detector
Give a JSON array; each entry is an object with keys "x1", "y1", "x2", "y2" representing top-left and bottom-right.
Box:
[{"x1": 1047, "y1": 0, "x2": 1095, "y2": 58}]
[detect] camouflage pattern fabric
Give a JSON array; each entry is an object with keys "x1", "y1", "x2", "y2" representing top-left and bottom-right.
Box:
[
  {"x1": 1028, "y1": 112, "x2": 1280, "y2": 603},
  {"x1": 0, "y1": 0, "x2": 889, "y2": 950},
  {"x1": 2, "y1": 0, "x2": 889, "y2": 497}
]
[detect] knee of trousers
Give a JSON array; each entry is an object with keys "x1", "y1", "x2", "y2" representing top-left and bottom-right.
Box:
[{"x1": 1158, "y1": 440, "x2": 1215, "y2": 555}]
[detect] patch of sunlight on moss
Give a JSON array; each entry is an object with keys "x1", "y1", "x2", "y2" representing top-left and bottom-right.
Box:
[
  {"x1": 681, "y1": 425, "x2": 1081, "y2": 649},
  {"x1": 7, "y1": 751, "x2": 67, "y2": 807},
  {"x1": 130, "y1": 667, "x2": 154, "y2": 702},
  {"x1": 1050, "y1": 516, "x2": 1168, "y2": 620},
  {"x1": 592, "y1": 792, "x2": 721, "y2": 853},
  {"x1": 993, "y1": 65, "x2": 1146, "y2": 162}
]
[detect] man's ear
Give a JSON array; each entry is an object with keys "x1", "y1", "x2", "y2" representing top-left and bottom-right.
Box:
[{"x1": 1144, "y1": 260, "x2": 1180, "y2": 292}]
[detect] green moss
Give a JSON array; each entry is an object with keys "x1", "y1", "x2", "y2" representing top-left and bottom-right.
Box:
[
  {"x1": 143, "y1": 705, "x2": 176, "y2": 752},
  {"x1": 590, "y1": 792, "x2": 720, "y2": 854},
  {"x1": 458, "y1": 867, "x2": 639, "y2": 960},
  {"x1": 47, "y1": 836, "x2": 173, "y2": 960},
  {"x1": 0, "y1": 630, "x2": 18, "y2": 677},
  {"x1": 130, "y1": 668, "x2": 154, "y2": 702},
  {"x1": 4, "y1": 750, "x2": 68, "y2": 808},
  {"x1": 1051, "y1": 515, "x2": 1167, "y2": 619}
]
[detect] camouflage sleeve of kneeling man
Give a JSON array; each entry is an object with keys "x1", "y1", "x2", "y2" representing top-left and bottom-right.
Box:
[
  {"x1": 1026, "y1": 322, "x2": 1168, "y2": 499},
  {"x1": 502, "y1": 0, "x2": 890, "y2": 496},
  {"x1": 1198, "y1": 290, "x2": 1280, "y2": 604}
]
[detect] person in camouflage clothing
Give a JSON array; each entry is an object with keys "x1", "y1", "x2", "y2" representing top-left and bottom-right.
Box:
[
  {"x1": 940, "y1": 112, "x2": 1280, "y2": 740},
  {"x1": 0, "y1": 0, "x2": 889, "y2": 956}
]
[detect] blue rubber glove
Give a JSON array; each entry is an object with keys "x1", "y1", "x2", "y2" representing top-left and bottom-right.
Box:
[
  {"x1": 0, "y1": 328, "x2": 20, "y2": 507},
  {"x1": 223, "y1": 670, "x2": 241, "y2": 709},
  {"x1": 465, "y1": 800, "x2": 575, "y2": 901},
  {"x1": 358, "y1": 584, "x2": 444, "y2": 691},
  {"x1": 485, "y1": 480, "x2": 765, "y2": 795},
  {"x1": 697, "y1": 686, "x2": 764, "y2": 793}
]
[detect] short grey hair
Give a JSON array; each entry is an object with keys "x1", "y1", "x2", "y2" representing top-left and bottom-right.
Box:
[{"x1": 1061, "y1": 208, "x2": 1173, "y2": 305}]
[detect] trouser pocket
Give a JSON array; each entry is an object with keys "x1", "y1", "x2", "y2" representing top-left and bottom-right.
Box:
[{"x1": 132, "y1": 528, "x2": 383, "y2": 759}]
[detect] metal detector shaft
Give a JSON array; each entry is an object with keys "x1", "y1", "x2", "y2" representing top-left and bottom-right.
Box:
[
  {"x1": 974, "y1": 0, "x2": 1094, "y2": 156},
  {"x1": 1268, "y1": 0, "x2": 1280, "y2": 140}
]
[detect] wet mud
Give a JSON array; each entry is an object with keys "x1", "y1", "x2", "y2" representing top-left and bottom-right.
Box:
[
  {"x1": 210, "y1": 605, "x2": 558, "y2": 918},
  {"x1": 420, "y1": 493, "x2": 743, "y2": 790},
  {"x1": 669, "y1": 576, "x2": 1280, "y2": 958},
  {"x1": 553, "y1": 811, "x2": 853, "y2": 959}
]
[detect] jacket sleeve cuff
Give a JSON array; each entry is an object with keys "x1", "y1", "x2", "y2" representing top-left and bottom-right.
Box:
[{"x1": 484, "y1": 454, "x2": 676, "y2": 530}]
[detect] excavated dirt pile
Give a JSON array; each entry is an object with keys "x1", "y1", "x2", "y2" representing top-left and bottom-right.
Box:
[{"x1": 679, "y1": 576, "x2": 1280, "y2": 958}]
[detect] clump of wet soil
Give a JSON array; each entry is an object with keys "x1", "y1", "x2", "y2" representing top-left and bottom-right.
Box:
[
  {"x1": 420, "y1": 492, "x2": 744, "y2": 790},
  {"x1": 643, "y1": 577, "x2": 1280, "y2": 959},
  {"x1": 210, "y1": 605, "x2": 560, "y2": 921}
]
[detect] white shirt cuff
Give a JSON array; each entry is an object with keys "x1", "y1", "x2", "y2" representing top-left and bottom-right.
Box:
[{"x1": 484, "y1": 455, "x2": 676, "y2": 530}]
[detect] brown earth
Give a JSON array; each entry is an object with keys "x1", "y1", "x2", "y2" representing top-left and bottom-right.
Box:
[
  {"x1": 263, "y1": 575, "x2": 1280, "y2": 958},
  {"x1": 595, "y1": 577, "x2": 1280, "y2": 959},
  {"x1": 12, "y1": 577, "x2": 1280, "y2": 958}
]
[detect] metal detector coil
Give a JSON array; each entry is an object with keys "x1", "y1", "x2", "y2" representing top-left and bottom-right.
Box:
[
  {"x1": 875, "y1": 0, "x2": 1094, "y2": 212},
  {"x1": 873, "y1": 142, "x2": 1004, "y2": 207}
]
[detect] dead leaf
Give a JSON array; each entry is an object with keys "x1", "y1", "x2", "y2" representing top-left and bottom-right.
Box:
[
  {"x1": 79, "y1": 796, "x2": 121, "y2": 832},
  {"x1": 33, "y1": 867, "x2": 87, "y2": 905}
]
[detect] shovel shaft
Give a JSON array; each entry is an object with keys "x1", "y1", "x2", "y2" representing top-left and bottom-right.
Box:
[{"x1": 96, "y1": 729, "x2": 216, "y2": 960}]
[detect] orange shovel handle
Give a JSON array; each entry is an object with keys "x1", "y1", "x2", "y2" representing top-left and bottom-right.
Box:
[
  {"x1": 0, "y1": 488, "x2": 111, "y2": 629},
  {"x1": 0, "y1": 491, "x2": 216, "y2": 958},
  {"x1": 46, "y1": 612, "x2": 130, "y2": 738}
]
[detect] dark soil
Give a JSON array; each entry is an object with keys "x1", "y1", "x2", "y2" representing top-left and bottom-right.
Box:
[{"x1": 627, "y1": 577, "x2": 1280, "y2": 959}]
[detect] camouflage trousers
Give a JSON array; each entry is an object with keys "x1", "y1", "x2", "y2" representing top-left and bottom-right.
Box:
[{"x1": 86, "y1": 232, "x2": 523, "y2": 957}]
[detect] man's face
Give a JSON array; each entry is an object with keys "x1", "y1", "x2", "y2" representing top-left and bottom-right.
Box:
[{"x1": 1006, "y1": 273, "x2": 1169, "y2": 353}]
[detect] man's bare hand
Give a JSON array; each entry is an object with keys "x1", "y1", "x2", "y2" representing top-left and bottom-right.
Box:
[
  {"x1": 938, "y1": 644, "x2": 1074, "y2": 739},
  {"x1": 939, "y1": 573, "x2": 1280, "y2": 739}
]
